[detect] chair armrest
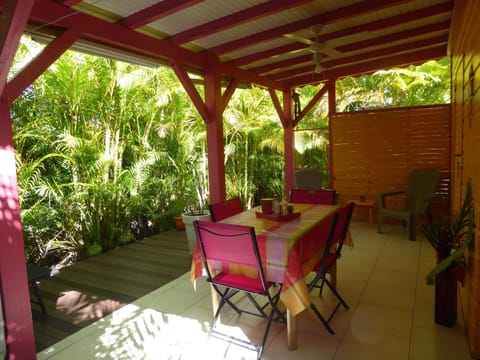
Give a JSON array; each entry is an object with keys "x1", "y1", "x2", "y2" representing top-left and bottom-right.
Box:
[{"x1": 377, "y1": 191, "x2": 405, "y2": 209}]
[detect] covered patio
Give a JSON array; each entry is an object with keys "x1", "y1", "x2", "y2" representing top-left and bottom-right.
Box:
[{"x1": 1, "y1": 0, "x2": 480, "y2": 358}]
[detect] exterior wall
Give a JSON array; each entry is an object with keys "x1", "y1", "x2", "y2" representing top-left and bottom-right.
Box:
[
  {"x1": 450, "y1": 0, "x2": 480, "y2": 357},
  {"x1": 331, "y1": 105, "x2": 451, "y2": 223}
]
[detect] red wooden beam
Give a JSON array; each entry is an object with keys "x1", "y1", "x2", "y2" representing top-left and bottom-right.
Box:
[
  {"x1": 119, "y1": 0, "x2": 205, "y2": 29},
  {"x1": 172, "y1": 0, "x2": 313, "y2": 45},
  {"x1": 24, "y1": 0, "x2": 286, "y2": 91},
  {"x1": 0, "y1": 0, "x2": 35, "y2": 94},
  {"x1": 220, "y1": 77, "x2": 239, "y2": 113},
  {"x1": 171, "y1": 58, "x2": 209, "y2": 121},
  {"x1": 7, "y1": 28, "x2": 83, "y2": 103},
  {"x1": 210, "y1": 0, "x2": 410, "y2": 55},
  {"x1": 269, "y1": 88, "x2": 287, "y2": 128},
  {"x1": 337, "y1": 20, "x2": 451, "y2": 53},
  {"x1": 233, "y1": 2, "x2": 453, "y2": 67},
  {"x1": 287, "y1": 45, "x2": 447, "y2": 87},
  {"x1": 293, "y1": 81, "x2": 331, "y2": 127},
  {"x1": 0, "y1": 1, "x2": 37, "y2": 359}
]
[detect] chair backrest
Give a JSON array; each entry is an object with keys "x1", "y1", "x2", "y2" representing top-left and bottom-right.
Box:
[
  {"x1": 194, "y1": 220, "x2": 267, "y2": 286},
  {"x1": 314, "y1": 202, "x2": 354, "y2": 275},
  {"x1": 330, "y1": 202, "x2": 355, "y2": 255},
  {"x1": 290, "y1": 188, "x2": 336, "y2": 205},
  {"x1": 294, "y1": 168, "x2": 323, "y2": 190},
  {"x1": 209, "y1": 197, "x2": 243, "y2": 222},
  {"x1": 406, "y1": 169, "x2": 441, "y2": 214}
]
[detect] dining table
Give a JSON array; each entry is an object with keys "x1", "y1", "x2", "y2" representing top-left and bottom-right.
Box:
[{"x1": 190, "y1": 202, "x2": 340, "y2": 350}]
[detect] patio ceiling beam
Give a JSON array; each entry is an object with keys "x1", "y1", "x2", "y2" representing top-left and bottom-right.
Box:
[
  {"x1": 7, "y1": 27, "x2": 83, "y2": 104},
  {"x1": 233, "y1": 2, "x2": 453, "y2": 67},
  {"x1": 220, "y1": 77, "x2": 239, "y2": 114},
  {"x1": 270, "y1": 36, "x2": 448, "y2": 82},
  {"x1": 119, "y1": 0, "x2": 205, "y2": 29},
  {"x1": 269, "y1": 89, "x2": 288, "y2": 129},
  {"x1": 171, "y1": 58, "x2": 210, "y2": 121},
  {"x1": 23, "y1": 0, "x2": 286, "y2": 91},
  {"x1": 338, "y1": 20, "x2": 450, "y2": 53},
  {"x1": 287, "y1": 45, "x2": 447, "y2": 87},
  {"x1": 210, "y1": 0, "x2": 410, "y2": 56},
  {"x1": 293, "y1": 82, "x2": 331, "y2": 127},
  {"x1": 0, "y1": 1, "x2": 37, "y2": 358},
  {"x1": 171, "y1": 0, "x2": 313, "y2": 45},
  {"x1": 0, "y1": 0, "x2": 35, "y2": 95}
]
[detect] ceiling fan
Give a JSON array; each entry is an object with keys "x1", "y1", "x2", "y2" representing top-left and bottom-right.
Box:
[{"x1": 285, "y1": 25, "x2": 342, "y2": 73}]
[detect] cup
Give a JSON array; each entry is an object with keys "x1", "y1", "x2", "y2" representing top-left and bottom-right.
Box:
[{"x1": 261, "y1": 198, "x2": 273, "y2": 214}]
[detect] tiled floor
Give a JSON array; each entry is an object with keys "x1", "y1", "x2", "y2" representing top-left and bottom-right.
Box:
[{"x1": 37, "y1": 222, "x2": 473, "y2": 360}]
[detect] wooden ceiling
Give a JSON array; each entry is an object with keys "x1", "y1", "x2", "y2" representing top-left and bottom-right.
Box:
[{"x1": 5, "y1": 0, "x2": 453, "y2": 90}]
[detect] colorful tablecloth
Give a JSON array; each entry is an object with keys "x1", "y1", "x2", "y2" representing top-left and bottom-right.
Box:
[{"x1": 190, "y1": 203, "x2": 339, "y2": 316}]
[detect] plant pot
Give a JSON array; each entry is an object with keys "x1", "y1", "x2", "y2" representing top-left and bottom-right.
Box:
[
  {"x1": 174, "y1": 216, "x2": 185, "y2": 231},
  {"x1": 182, "y1": 212, "x2": 211, "y2": 254},
  {"x1": 435, "y1": 265, "x2": 457, "y2": 327}
]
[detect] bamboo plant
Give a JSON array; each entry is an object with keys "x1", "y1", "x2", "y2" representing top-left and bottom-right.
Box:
[{"x1": 420, "y1": 179, "x2": 475, "y2": 285}]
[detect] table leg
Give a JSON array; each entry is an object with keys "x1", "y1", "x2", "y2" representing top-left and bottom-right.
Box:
[
  {"x1": 287, "y1": 309, "x2": 297, "y2": 350},
  {"x1": 211, "y1": 287, "x2": 220, "y2": 318}
]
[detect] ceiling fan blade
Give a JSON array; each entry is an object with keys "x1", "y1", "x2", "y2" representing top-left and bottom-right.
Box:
[
  {"x1": 283, "y1": 33, "x2": 313, "y2": 46},
  {"x1": 321, "y1": 46, "x2": 343, "y2": 57}
]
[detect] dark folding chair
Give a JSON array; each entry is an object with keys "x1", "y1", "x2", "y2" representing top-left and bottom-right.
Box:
[
  {"x1": 307, "y1": 202, "x2": 355, "y2": 334},
  {"x1": 208, "y1": 197, "x2": 243, "y2": 222},
  {"x1": 27, "y1": 263, "x2": 59, "y2": 314},
  {"x1": 194, "y1": 220, "x2": 284, "y2": 359},
  {"x1": 290, "y1": 188, "x2": 336, "y2": 205}
]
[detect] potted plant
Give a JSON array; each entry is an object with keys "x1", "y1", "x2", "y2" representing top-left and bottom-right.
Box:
[{"x1": 420, "y1": 179, "x2": 475, "y2": 327}]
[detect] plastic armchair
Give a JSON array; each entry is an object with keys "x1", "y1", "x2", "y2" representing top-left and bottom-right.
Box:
[
  {"x1": 377, "y1": 168, "x2": 441, "y2": 241},
  {"x1": 294, "y1": 168, "x2": 323, "y2": 190}
]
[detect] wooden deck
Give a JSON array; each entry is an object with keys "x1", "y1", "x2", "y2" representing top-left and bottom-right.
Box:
[{"x1": 31, "y1": 229, "x2": 191, "y2": 353}]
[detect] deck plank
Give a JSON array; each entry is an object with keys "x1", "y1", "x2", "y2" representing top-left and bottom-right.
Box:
[{"x1": 32, "y1": 229, "x2": 190, "y2": 352}]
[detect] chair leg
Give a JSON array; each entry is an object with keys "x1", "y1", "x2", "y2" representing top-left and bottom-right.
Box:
[
  {"x1": 30, "y1": 281, "x2": 47, "y2": 314},
  {"x1": 377, "y1": 214, "x2": 383, "y2": 233}
]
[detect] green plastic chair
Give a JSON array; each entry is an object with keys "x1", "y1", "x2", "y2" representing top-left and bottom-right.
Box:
[
  {"x1": 294, "y1": 168, "x2": 323, "y2": 190},
  {"x1": 377, "y1": 168, "x2": 441, "y2": 241}
]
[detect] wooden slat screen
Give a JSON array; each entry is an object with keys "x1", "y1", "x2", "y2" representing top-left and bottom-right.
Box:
[{"x1": 331, "y1": 105, "x2": 451, "y2": 223}]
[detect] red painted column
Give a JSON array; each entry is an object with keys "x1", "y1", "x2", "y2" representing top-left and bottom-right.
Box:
[
  {"x1": 283, "y1": 90, "x2": 295, "y2": 200},
  {"x1": 328, "y1": 81, "x2": 337, "y2": 188},
  {"x1": 0, "y1": 91, "x2": 36, "y2": 359},
  {"x1": 204, "y1": 57, "x2": 226, "y2": 204}
]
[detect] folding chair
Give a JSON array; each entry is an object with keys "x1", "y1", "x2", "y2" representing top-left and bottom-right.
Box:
[
  {"x1": 194, "y1": 220, "x2": 284, "y2": 359},
  {"x1": 209, "y1": 197, "x2": 243, "y2": 222},
  {"x1": 27, "y1": 263, "x2": 59, "y2": 314},
  {"x1": 290, "y1": 188, "x2": 336, "y2": 205},
  {"x1": 307, "y1": 202, "x2": 355, "y2": 334}
]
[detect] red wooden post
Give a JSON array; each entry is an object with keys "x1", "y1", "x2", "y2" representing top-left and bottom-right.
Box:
[
  {"x1": 283, "y1": 90, "x2": 295, "y2": 198},
  {"x1": 0, "y1": 92, "x2": 36, "y2": 359},
  {"x1": 328, "y1": 80, "x2": 337, "y2": 188},
  {"x1": 204, "y1": 57, "x2": 226, "y2": 204}
]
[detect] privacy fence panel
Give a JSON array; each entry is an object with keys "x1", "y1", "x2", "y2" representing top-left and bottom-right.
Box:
[{"x1": 331, "y1": 105, "x2": 451, "y2": 224}]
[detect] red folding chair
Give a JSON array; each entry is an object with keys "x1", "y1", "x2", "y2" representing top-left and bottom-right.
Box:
[
  {"x1": 307, "y1": 202, "x2": 355, "y2": 334},
  {"x1": 290, "y1": 188, "x2": 337, "y2": 205},
  {"x1": 194, "y1": 220, "x2": 284, "y2": 359},
  {"x1": 208, "y1": 197, "x2": 243, "y2": 222}
]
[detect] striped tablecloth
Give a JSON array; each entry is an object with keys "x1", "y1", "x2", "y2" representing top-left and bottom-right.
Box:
[{"x1": 190, "y1": 203, "x2": 340, "y2": 316}]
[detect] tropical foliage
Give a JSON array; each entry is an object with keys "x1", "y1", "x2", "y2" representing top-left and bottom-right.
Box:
[{"x1": 10, "y1": 36, "x2": 450, "y2": 267}]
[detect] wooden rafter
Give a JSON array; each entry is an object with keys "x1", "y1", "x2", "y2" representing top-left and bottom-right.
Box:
[
  {"x1": 293, "y1": 82, "x2": 331, "y2": 127},
  {"x1": 234, "y1": 2, "x2": 453, "y2": 68},
  {"x1": 210, "y1": 0, "x2": 410, "y2": 55},
  {"x1": 171, "y1": 0, "x2": 313, "y2": 45},
  {"x1": 119, "y1": 0, "x2": 204, "y2": 29}
]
